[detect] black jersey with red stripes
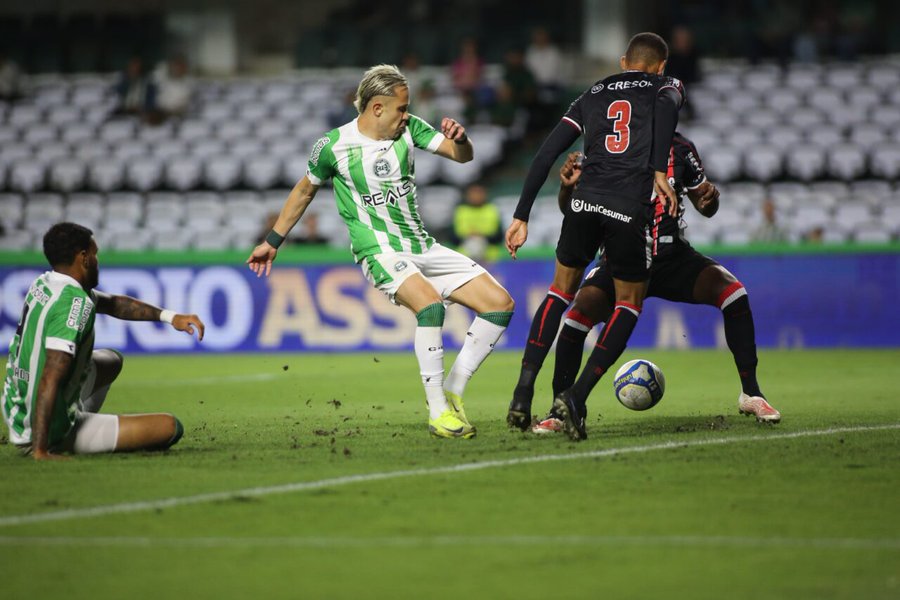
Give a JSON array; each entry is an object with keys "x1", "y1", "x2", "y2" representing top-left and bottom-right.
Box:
[
  {"x1": 648, "y1": 131, "x2": 707, "y2": 258},
  {"x1": 563, "y1": 71, "x2": 685, "y2": 203}
]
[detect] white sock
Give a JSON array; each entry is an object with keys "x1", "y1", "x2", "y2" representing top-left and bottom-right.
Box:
[
  {"x1": 445, "y1": 316, "x2": 507, "y2": 398},
  {"x1": 81, "y1": 384, "x2": 111, "y2": 413},
  {"x1": 415, "y1": 325, "x2": 448, "y2": 419}
]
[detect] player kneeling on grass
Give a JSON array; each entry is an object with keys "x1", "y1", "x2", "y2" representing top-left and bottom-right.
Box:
[
  {"x1": 246, "y1": 64, "x2": 514, "y2": 439},
  {"x1": 2, "y1": 222, "x2": 205, "y2": 460}
]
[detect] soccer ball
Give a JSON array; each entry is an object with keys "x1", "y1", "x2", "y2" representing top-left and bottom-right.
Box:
[{"x1": 613, "y1": 359, "x2": 665, "y2": 411}]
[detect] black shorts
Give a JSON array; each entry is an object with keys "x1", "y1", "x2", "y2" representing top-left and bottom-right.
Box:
[
  {"x1": 555, "y1": 193, "x2": 653, "y2": 282},
  {"x1": 582, "y1": 244, "x2": 719, "y2": 303}
]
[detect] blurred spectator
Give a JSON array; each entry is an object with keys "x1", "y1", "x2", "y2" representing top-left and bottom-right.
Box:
[
  {"x1": 802, "y1": 226, "x2": 824, "y2": 244},
  {"x1": 666, "y1": 26, "x2": 701, "y2": 86},
  {"x1": 0, "y1": 50, "x2": 23, "y2": 101},
  {"x1": 295, "y1": 212, "x2": 330, "y2": 245},
  {"x1": 500, "y1": 49, "x2": 536, "y2": 131},
  {"x1": 412, "y1": 79, "x2": 441, "y2": 126},
  {"x1": 155, "y1": 56, "x2": 194, "y2": 120},
  {"x1": 256, "y1": 212, "x2": 281, "y2": 245},
  {"x1": 329, "y1": 88, "x2": 359, "y2": 129},
  {"x1": 401, "y1": 51, "x2": 424, "y2": 94},
  {"x1": 113, "y1": 56, "x2": 157, "y2": 119},
  {"x1": 525, "y1": 28, "x2": 563, "y2": 102},
  {"x1": 451, "y1": 37, "x2": 485, "y2": 95},
  {"x1": 451, "y1": 184, "x2": 502, "y2": 262},
  {"x1": 751, "y1": 198, "x2": 789, "y2": 243}
]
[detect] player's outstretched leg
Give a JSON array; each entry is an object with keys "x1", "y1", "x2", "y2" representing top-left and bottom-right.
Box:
[
  {"x1": 507, "y1": 261, "x2": 584, "y2": 430},
  {"x1": 695, "y1": 266, "x2": 780, "y2": 423},
  {"x1": 70, "y1": 412, "x2": 183, "y2": 454},
  {"x1": 535, "y1": 286, "x2": 611, "y2": 434},
  {"x1": 445, "y1": 274, "x2": 514, "y2": 429}
]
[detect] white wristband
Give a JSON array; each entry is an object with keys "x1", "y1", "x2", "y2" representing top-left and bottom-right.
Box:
[{"x1": 159, "y1": 309, "x2": 176, "y2": 324}]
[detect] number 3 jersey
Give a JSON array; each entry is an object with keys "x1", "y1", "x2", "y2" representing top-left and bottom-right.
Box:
[
  {"x1": 305, "y1": 115, "x2": 444, "y2": 263},
  {"x1": 563, "y1": 71, "x2": 685, "y2": 203},
  {"x1": 2, "y1": 271, "x2": 96, "y2": 446}
]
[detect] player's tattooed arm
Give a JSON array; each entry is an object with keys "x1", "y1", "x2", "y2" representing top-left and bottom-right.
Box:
[
  {"x1": 94, "y1": 291, "x2": 162, "y2": 320},
  {"x1": 94, "y1": 291, "x2": 205, "y2": 341},
  {"x1": 687, "y1": 181, "x2": 720, "y2": 218},
  {"x1": 32, "y1": 349, "x2": 73, "y2": 461},
  {"x1": 557, "y1": 151, "x2": 583, "y2": 213}
]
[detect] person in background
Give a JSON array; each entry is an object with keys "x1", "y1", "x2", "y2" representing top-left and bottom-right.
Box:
[
  {"x1": 113, "y1": 56, "x2": 157, "y2": 119},
  {"x1": 451, "y1": 183, "x2": 503, "y2": 263},
  {"x1": 295, "y1": 212, "x2": 330, "y2": 245},
  {"x1": 0, "y1": 50, "x2": 23, "y2": 102},
  {"x1": 155, "y1": 55, "x2": 194, "y2": 120},
  {"x1": 751, "y1": 198, "x2": 789, "y2": 243},
  {"x1": 525, "y1": 27, "x2": 563, "y2": 105}
]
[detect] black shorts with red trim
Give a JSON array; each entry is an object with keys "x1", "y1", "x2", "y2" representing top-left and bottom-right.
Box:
[
  {"x1": 555, "y1": 191, "x2": 653, "y2": 282},
  {"x1": 582, "y1": 243, "x2": 719, "y2": 303}
]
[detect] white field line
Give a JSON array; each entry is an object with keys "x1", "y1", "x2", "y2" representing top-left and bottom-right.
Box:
[
  {"x1": 1, "y1": 423, "x2": 898, "y2": 530},
  {"x1": 0, "y1": 534, "x2": 897, "y2": 551}
]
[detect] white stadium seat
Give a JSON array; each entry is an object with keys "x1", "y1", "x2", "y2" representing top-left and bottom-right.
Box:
[
  {"x1": 125, "y1": 157, "x2": 165, "y2": 191},
  {"x1": 87, "y1": 159, "x2": 126, "y2": 192},
  {"x1": 785, "y1": 146, "x2": 826, "y2": 181},
  {"x1": 205, "y1": 155, "x2": 243, "y2": 190},
  {"x1": 49, "y1": 159, "x2": 87, "y2": 192},
  {"x1": 9, "y1": 160, "x2": 47, "y2": 193},
  {"x1": 701, "y1": 145, "x2": 742, "y2": 182},
  {"x1": 826, "y1": 146, "x2": 867, "y2": 180},
  {"x1": 743, "y1": 147, "x2": 782, "y2": 182},
  {"x1": 869, "y1": 143, "x2": 900, "y2": 179},
  {"x1": 244, "y1": 155, "x2": 283, "y2": 190},
  {"x1": 164, "y1": 156, "x2": 204, "y2": 191}
]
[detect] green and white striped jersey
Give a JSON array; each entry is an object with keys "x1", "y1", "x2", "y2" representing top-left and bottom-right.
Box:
[
  {"x1": 306, "y1": 114, "x2": 444, "y2": 262},
  {"x1": 2, "y1": 271, "x2": 96, "y2": 446}
]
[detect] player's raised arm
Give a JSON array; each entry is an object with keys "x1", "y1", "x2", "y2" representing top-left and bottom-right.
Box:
[
  {"x1": 31, "y1": 349, "x2": 73, "y2": 461},
  {"x1": 505, "y1": 120, "x2": 581, "y2": 258},
  {"x1": 557, "y1": 151, "x2": 583, "y2": 213},
  {"x1": 94, "y1": 291, "x2": 205, "y2": 341},
  {"x1": 434, "y1": 117, "x2": 473, "y2": 163},
  {"x1": 246, "y1": 175, "x2": 320, "y2": 277}
]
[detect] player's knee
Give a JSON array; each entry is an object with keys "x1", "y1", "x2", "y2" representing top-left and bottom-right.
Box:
[
  {"x1": 716, "y1": 280, "x2": 748, "y2": 312},
  {"x1": 164, "y1": 415, "x2": 184, "y2": 449}
]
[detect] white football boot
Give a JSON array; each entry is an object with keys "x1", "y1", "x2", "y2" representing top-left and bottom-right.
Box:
[{"x1": 738, "y1": 393, "x2": 781, "y2": 423}]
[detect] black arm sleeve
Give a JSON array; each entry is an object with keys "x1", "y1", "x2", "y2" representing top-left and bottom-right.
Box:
[
  {"x1": 513, "y1": 121, "x2": 581, "y2": 222},
  {"x1": 650, "y1": 88, "x2": 681, "y2": 172}
]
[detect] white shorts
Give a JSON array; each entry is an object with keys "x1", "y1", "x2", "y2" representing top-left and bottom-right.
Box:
[
  {"x1": 17, "y1": 411, "x2": 119, "y2": 455},
  {"x1": 361, "y1": 243, "x2": 487, "y2": 304}
]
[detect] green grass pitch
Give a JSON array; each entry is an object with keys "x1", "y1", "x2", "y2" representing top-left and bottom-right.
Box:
[{"x1": 1, "y1": 349, "x2": 898, "y2": 599}]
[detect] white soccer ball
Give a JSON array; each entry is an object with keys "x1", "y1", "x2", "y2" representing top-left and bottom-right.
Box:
[{"x1": 613, "y1": 359, "x2": 665, "y2": 411}]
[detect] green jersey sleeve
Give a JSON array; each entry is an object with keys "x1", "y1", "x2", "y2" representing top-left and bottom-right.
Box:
[
  {"x1": 407, "y1": 115, "x2": 444, "y2": 153},
  {"x1": 43, "y1": 289, "x2": 91, "y2": 355},
  {"x1": 306, "y1": 130, "x2": 339, "y2": 186}
]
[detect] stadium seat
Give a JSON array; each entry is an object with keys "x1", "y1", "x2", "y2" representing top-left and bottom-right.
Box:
[
  {"x1": 65, "y1": 192, "x2": 105, "y2": 230},
  {"x1": 199, "y1": 103, "x2": 233, "y2": 123},
  {"x1": 414, "y1": 151, "x2": 442, "y2": 186},
  {"x1": 850, "y1": 180, "x2": 893, "y2": 204},
  {"x1": 872, "y1": 106, "x2": 900, "y2": 130},
  {"x1": 125, "y1": 157, "x2": 165, "y2": 191},
  {"x1": 138, "y1": 121, "x2": 175, "y2": 143},
  {"x1": 244, "y1": 155, "x2": 283, "y2": 190},
  {"x1": 184, "y1": 193, "x2": 225, "y2": 232},
  {"x1": 766, "y1": 126, "x2": 803, "y2": 151},
  {"x1": 792, "y1": 205, "x2": 832, "y2": 231},
  {"x1": 113, "y1": 140, "x2": 150, "y2": 161},
  {"x1": 205, "y1": 156, "x2": 243, "y2": 190},
  {"x1": 868, "y1": 65, "x2": 900, "y2": 90},
  {"x1": 743, "y1": 147, "x2": 783, "y2": 181},
  {"x1": 0, "y1": 192, "x2": 24, "y2": 229},
  {"x1": 152, "y1": 229, "x2": 192, "y2": 251},
  {"x1": 73, "y1": 142, "x2": 109, "y2": 163},
  {"x1": 785, "y1": 146, "x2": 826, "y2": 181},
  {"x1": 718, "y1": 227, "x2": 753, "y2": 245},
  {"x1": 23, "y1": 192, "x2": 65, "y2": 234},
  {"x1": 191, "y1": 139, "x2": 226, "y2": 159},
  {"x1": 152, "y1": 139, "x2": 188, "y2": 161},
  {"x1": 851, "y1": 124, "x2": 887, "y2": 148},
  {"x1": 145, "y1": 192, "x2": 185, "y2": 232},
  {"x1": 7, "y1": 105, "x2": 42, "y2": 128},
  {"x1": 785, "y1": 67, "x2": 821, "y2": 90},
  {"x1": 49, "y1": 158, "x2": 87, "y2": 192},
  {"x1": 725, "y1": 126, "x2": 763, "y2": 148},
  {"x1": 467, "y1": 125, "x2": 506, "y2": 165},
  {"x1": 852, "y1": 221, "x2": 892, "y2": 243},
  {"x1": 826, "y1": 67, "x2": 862, "y2": 88},
  {"x1": 61, "y1": 123, "x2": 95, "y2": 145},
  {"x1": 0, "y1": 229, "x2": 33, "y2": 250},
  {"x1": 0, "y1": 126, "x2": 18, "y2": 145},
  {"x1": 827, "y1": 146, "x2": 867, "y2": 180},
  {"x1": 765, "y1": 88, "x2": 802, "y2": 111},
  {"x1": 229, "y1": 139, "x2": 265, "y2": 159},
  {"x1": 701, "y1": 145, "x2": 742, "y2": 182},
  {"x1": 255, "y1": 119, "x2": 295, "y2": 141},
  {"x1": 832, "y1": 203, "x2": 875, "y2": 229},
  {"x1": 46, "y1": 105, "x2": 82, "y2": 126},
  {"x1": 9, "y1": 160, "x2": 47, "y2": 193},
  {"x1": 237, "y1": 103, "x2": 271, "y2": 123},
  {"x1": 104, "y1": 192, "x2": 144, "y2": 230},
  {"x1": 87, "y1": 159, "x2": 126, "y2": 192},
  {"x1": 808, "y1": 128, "x2": 843, "y2": 148},
  {"x1": 787, "y1": 107, "x2": 825, "y2": 129},
  {"x1": 178, "y1": 119, "x2": 213, "y2": 142},
  {"x1": 869, "y1": 143, "x2": 900, "y2": 179},
  {"x1": 193, "y1": 230, "x2": 234, "y2": 251},
  {"x1": 23, "y1": 123, "x2": 58, "y2": 146},
  {"x1": 164, "y1": 156, "x2": 204, "y2": 191},
  {"x1": 216, "y1": 121, "x2": 250, "y2": 142},
  {"x1": 282, "y1": 156, "x2": 308, "y2": 186},
  {"x1": 98, "y1": 120, "x2": 136, "y2": 144},
  {"x1": 35, "y1": 144, "x2": 70, "y2": 164},
  {"x1": 107, "y1": 229, "x2": 153, "y2": 251},
  {"x1": 70, "y1": 81, "x2": 107, "y2": 107}
]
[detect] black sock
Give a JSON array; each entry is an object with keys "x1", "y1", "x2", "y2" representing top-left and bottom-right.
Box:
[
  {"x1": 721, "y1": 293, "x2": 762, "y2": 397},
  {"x1": 552, "y1": 308, "x2": 595, "y2": 397},
  {"x1": 570, "y1": 304, "x2": 640, "y2": 411},
  {"x1": 516, "y1": 287, "x2": 573, "y2": 398}
]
